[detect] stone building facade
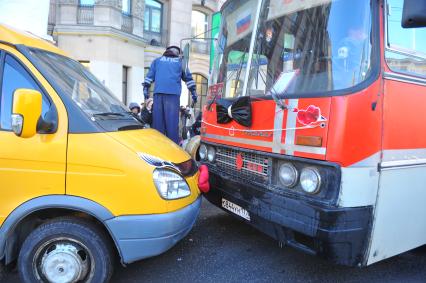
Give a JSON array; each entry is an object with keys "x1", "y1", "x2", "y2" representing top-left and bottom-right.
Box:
[{"x1": 48, "y1": 0, "x2": 220, "y2": 109}]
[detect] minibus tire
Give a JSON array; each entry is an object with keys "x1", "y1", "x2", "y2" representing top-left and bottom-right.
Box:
[{"x1": 18, "y1": 217, "x2": 113, "y2": 283}]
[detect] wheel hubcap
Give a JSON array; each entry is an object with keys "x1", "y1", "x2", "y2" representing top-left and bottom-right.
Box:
[{"x1": 34, "y1": 239, "x2": 92, "y2": 283}]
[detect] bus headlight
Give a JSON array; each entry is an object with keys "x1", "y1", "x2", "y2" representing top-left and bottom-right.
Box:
[
  {"x1": 207, "y1": 146, "x2": 216, "y2": 162},
  {"x1": 300, "y1": 167, "x2": 321, "y2": 194},
  {"x1": 278, "y1": 163, "x2": 298, "y2": 187},
  {"x1": 199, "y1": 144, "x2": 208, "y2": 160},
  {"x1": 153, "y1": 169, "x2": 191, "y2": 200}
]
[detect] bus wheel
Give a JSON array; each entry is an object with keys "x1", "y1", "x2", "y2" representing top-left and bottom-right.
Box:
[{"x1": 18, "y1": 217, "x2": 113, "y2": 283}]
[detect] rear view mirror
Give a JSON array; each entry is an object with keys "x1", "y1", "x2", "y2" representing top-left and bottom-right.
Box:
[
  {"x1": 182, "y1": 43, "x2": 190, "y2": 73},
  {"x1": 402, "y1": 0, "x2": 426, "y2": 28},
  {"x1": 12, "y1": 89, "x2": 42, "y2": 138}
]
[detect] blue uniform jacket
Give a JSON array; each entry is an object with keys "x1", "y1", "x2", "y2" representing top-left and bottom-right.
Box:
[{"x1": 144, "y1": 56, "x2": 196, "y2": 96}]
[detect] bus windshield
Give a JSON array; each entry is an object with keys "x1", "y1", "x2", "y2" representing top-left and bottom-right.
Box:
[
  {"x1": 211, "y1": 0, "x2": 375, "y2": 98},
  {"x1": 210, "y1": 0, "x2": 260, "y2": 98}
]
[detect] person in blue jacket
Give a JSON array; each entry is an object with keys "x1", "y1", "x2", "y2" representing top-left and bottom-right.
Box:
[{"x1": 143, "y1": 46, "x2": 198, "y2": 144}]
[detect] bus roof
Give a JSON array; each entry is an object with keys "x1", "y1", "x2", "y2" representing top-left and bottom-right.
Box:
[{"x1": 0, "y1": 24, "x2": 66, "y2": 56}]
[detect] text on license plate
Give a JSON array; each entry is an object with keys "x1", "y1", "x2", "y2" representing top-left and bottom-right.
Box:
[{"x1": 221, "y1": 198, "x2": 251, "y2": 221}]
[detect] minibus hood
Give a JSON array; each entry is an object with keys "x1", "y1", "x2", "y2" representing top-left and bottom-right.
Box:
[{"x1": 107, "y1": 129, "x2": 190, "y2": 164}]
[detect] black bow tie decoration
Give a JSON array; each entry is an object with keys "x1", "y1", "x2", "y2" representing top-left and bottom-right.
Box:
[{"x1": 216, "y1": 96, "x2": 252, "y2": 127}]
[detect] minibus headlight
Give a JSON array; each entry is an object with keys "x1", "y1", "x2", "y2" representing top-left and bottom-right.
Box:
[
  {"x1": 153, "y1": 169, "x2": 191, "y2": 200},
  {"x1": 199, "y1": 144, "x2": 208, "y2": 160},
  {"x1": 300, "y1": 167, "x2": 321, "y2": 194},
  {"x1": 278, "y1": 163, "x2": 298, "y2": 187},
  {"x1": 207, "y1": 146, "x2": 216, "y2": 162}
]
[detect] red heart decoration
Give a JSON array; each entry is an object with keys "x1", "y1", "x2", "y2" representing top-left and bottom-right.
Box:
[
  {"x1": 297, "y1": 105, "x2": 321, "y2": 125},
  {"x1": 198, "y1": 165, "x2": 210, "y2": 193},
  {"x1": 236, "y1": 153, "x2": 244, "y2": 171}
]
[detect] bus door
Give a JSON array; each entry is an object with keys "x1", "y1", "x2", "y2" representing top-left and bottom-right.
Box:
[{"x1": 368, "y1": 0, "x2": 426, "y2": 264}]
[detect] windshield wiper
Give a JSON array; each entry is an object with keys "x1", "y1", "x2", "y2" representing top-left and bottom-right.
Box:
[
  {"x1": 207, "y1": 48, "x2": 249, "y2": 110},
  {"x1": 93, "y1": 112, "x2": 126, "y2": 117},
  {"x1": 118, "y1": 125, "x2": 145, "y2": 131},
  {"x1": 93, "y1": 111, "x2": 138, "y2": 118},
  {"x1": 234, "y1": 51, "x2": 247, "y2": 96},
  {"x1": 270, "y1": 89, "x2": 288, "y2": 110},
  {"x1": 251, "y1": 37, "x2": 288, "y2": 110}
]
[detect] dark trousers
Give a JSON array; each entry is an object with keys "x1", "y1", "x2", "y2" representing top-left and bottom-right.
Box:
[{"x1": 153, "y1": 93, "x2": 180, "y2": 144}]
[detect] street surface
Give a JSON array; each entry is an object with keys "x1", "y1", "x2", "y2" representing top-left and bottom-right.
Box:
[{"x1": 3, "y1": 198, "x2": 426, "y2": 283}]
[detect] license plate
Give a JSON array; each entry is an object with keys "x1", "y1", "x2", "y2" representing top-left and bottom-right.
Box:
[{"x1": 222, "y1": 198, "x2": 251, "y2": 221}]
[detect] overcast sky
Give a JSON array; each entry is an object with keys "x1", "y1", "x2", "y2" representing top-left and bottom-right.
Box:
[{"x1": 0, "y1": 0, "x2": 50, "y2": 38}]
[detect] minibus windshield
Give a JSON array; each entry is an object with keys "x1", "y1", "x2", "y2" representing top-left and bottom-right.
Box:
[
  {"x1": 212, "y1": 0, "x2": 375, "y2": 98},
  {"x1": 28, "y1": 49, "x2": 131, "y2": 117}
]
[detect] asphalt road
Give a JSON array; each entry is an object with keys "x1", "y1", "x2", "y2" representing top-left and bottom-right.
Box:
[{"x1": 3, "y1": 198, "x2": 426, "y2": 283}]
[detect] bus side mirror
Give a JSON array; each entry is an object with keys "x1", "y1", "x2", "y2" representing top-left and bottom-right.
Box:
[
  {"x1": 402, "y1": 0, "x2": 426, "y2": 28},
  {"x1": 12, "y1": 89, "x2": 42, "y2": 138},
  {"x1": 182, "y1": 43, "x2": 190, "y2": 73}
]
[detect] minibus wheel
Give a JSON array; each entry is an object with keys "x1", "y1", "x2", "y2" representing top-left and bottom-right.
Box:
[{"x1": 18, "y1": 217, "x2": 113, "y2": 283}]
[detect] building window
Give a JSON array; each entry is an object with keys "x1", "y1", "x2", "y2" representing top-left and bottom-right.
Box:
[
  {"x1": 122, "y1": 0, "x2": 131, "y2": 15},
  {"x1": 189, "y1": 73, "x2": 208, "y2": 113},
  {"x1": 192, "y1": 10, "x2": 208, "y2": 39},
  {"x1": 79, "y1": 0, "x2": 94, "y2": 6},
  {"x1": 77, "y1": 1, "x2": 94, "y2": 25},
  {"x1": 191, "y1": 10, "x2": 210, "y2": 54},
  {"x1": 144, "y1": 0, "x2": 162, "y2": 34},
  {"x1": 123, "y1": 66, "x2": 129, "y2": 105}
]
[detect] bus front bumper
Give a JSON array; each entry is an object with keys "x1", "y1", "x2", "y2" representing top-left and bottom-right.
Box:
[{"x1": 204, "y1": 171, "x2": 372, "y2": 266}]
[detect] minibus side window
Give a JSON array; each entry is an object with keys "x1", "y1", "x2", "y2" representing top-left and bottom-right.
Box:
[
  {"x1": 0, "y1": 55, "x2": 50, "y2": 131},
  {"x1": 386, "y1": 0, "x2": 426, "y2": 78}
]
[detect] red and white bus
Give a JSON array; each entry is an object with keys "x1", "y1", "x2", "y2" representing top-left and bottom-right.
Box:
[{"x1": 199, "y1": 0, "x2": 426, "y2": 266}]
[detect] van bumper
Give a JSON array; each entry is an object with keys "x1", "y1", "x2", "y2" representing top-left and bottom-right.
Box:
[
  {"x1": 105, "y1": 196, "x2": 201, "y2": 264},
  {"x1": 204, "y1": 171, "x2": 372, "y2": 266}
]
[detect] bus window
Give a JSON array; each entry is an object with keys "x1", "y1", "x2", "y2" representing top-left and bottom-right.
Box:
[{"x1": 386, "y1": 0, "x2": 426, "y2": 78}]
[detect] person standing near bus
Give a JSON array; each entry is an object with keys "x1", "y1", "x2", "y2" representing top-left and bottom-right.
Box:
[{"x1": 143, "y1": 46, "x2": 198, "y2": 144}]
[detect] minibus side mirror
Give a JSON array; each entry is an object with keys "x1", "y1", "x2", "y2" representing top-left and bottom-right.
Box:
[
  {"x1": 12, "y1": 89, "x2": 42, "y2": 138},
  {"x1": 402, "y1": 0, "x2": 426, "y2": 28}
]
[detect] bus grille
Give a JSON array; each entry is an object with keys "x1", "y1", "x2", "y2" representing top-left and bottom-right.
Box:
[{"x1": 215, "y1": 147, "x2": 270, "y2": 183}]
